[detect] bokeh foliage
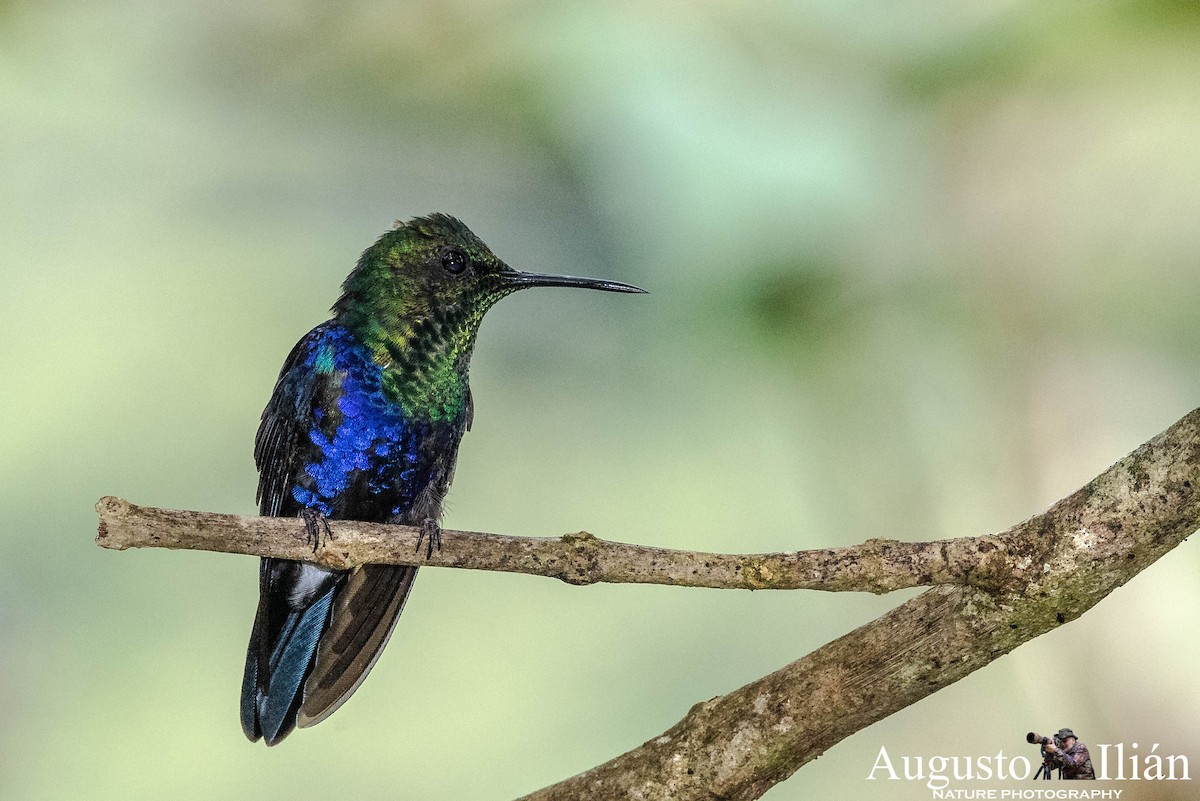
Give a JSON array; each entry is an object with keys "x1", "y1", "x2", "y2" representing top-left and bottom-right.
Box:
[{"x1": 2, "y1": 1, "x2": 1199, "y2": 798}]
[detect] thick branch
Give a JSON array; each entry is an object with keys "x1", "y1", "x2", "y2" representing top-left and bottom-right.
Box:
[
  {"x1": 516, "y1": 409, "x2": 1200, "y2": 800},
  {"x1": 95, "y1": 498, "x2": 1006, "y2": 593}
]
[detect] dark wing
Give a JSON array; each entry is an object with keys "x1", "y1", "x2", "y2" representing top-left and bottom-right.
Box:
[
  {"x1": 254, "y1": 328, "x2": 330, "y2": 518},
  {"x1": 295, "y1": 563, "x2": 417, "y2": 727},
  {"x1": 242, "y1": 325, "x2": 343, "y2": 744}
]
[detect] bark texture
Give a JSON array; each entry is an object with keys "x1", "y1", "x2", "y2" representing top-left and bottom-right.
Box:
[
  {"x1": 517, "y1": 409, "x2": 1200, "y2": 800},
  {"x1": 95, "y1": 498, "x2": 1008, "y2": 593}
]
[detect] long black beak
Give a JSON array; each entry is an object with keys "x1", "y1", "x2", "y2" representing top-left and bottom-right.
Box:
[{"x1": 503, "y1": 270, "x2": 646, "y2": 294}]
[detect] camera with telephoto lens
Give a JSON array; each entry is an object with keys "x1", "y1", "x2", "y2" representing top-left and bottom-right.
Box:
[
  {"x1": 1026, "y1": 732, "x2": 1062, "y2": 747},
  {"x1": 1026, "y1": 732, "x2": 1063, "y2": 755},
  {"x1": 1026, "y1": 731, "x2": 1069, "y2": 780}
]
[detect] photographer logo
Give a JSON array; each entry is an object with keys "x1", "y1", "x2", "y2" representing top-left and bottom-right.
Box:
[{"x1": 865, "y1": 727, "x2": 1190, "y2": 797}]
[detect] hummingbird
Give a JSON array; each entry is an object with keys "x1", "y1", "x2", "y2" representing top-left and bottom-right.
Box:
[{"x1": 241, "y1": 214, "x2": 644, "y2": 744}]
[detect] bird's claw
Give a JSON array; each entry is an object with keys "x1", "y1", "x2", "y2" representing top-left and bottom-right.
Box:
[
  {"x1": 300, "y1": 508, "x2": 334, "y2": 554},
  {"x1": 415, "y1": 518, "x2": 442, "y2": 560}
]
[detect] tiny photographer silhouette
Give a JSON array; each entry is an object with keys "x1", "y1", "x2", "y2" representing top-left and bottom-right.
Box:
[{"x1": 1026, "y1": 728, "x2": 1096, "y2": 780}]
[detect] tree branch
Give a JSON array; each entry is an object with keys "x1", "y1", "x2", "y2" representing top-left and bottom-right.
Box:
[
  {"x1": 95, "y1": 497, "x2": 1008, "y2": 593},
  {"x1": 94, "y1": 409, "x2": 1200, "y2": 800},
  {"x1": 515, "y1": 408, "x2": 1200, "y2": 800}
]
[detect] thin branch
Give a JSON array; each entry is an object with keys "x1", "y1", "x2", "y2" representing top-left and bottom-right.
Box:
[
  {"x1": 95, "y1": 497, "x2": 1009, "y2": 594},
  {"x1": 94, "y1": 409, "x2": 1200, "y2": 800}
]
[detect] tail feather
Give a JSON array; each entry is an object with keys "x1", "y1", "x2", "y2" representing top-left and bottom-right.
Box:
[
  {"x1": 240, "y1": 621, "x2": 262, "y2": 741},
  {"x1": 241, "y1": 583, "x2": 335, "y2": 745},
  {"x1": 260, "y1": 591, "x2": 334, "y2": 743},
  {"x1": 241, "y1": 562, "x2": 417, "y2": 744}
]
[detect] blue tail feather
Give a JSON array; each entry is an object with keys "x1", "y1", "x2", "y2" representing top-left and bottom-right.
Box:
[{"x1": 241, "y1": 585, "x2": 335, "y2": 745}]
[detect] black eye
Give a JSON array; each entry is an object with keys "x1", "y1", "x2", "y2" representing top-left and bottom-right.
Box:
[{"x1": 440, "y1": 248, "x2": 470, "y2": 275}]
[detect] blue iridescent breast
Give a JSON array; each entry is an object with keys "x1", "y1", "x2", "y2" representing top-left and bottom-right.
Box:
[{"x1": 288, "y1": 325, "x2": 432, "y2": 519}]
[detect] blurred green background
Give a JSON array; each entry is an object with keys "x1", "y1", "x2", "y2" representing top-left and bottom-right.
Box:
[{"x1": 3, "y1": 1, "x2": 1200, "y2": 798}]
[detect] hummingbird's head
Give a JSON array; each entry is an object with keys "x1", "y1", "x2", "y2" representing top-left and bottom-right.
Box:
[
  {"x1": 332, "y1": 214, "x2": 644, "y2": 395},
  {"x1": 335, "y1": 214, "x2": 644, "y2": 342}
]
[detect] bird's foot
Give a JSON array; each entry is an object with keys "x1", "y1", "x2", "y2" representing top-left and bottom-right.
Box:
[
  {"x1": 415, "y1": 518, "x2": 442, "y2": 560},
  {"x1": 300, "y1": 508, "x2": 334, "y2": 554}
]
